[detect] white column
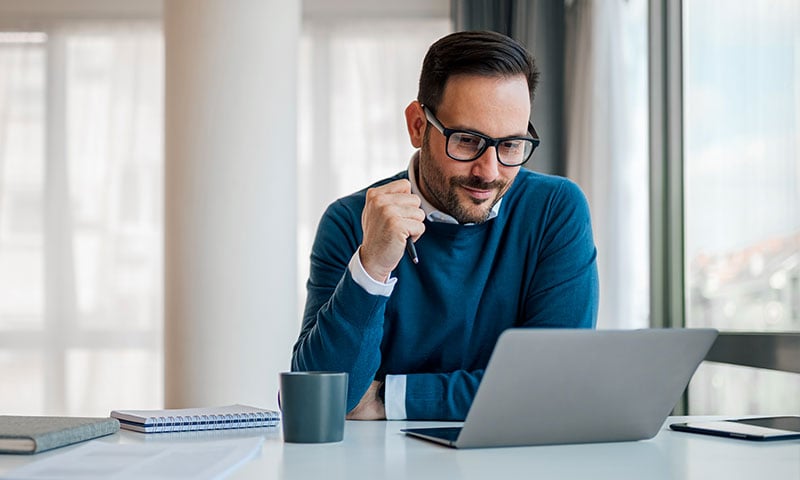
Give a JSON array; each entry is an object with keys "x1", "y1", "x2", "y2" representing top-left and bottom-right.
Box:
[{"x1": 164, "y1": 0, "x2": 299, "y2": 408}]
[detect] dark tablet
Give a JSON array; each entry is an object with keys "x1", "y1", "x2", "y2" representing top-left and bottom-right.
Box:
[{"x1": 670, "y1": 416, "x2": 800, "y2": 441}]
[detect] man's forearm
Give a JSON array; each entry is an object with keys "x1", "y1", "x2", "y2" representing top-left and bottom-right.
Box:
[{"x1": 292, "y1": 269, "x2": 389, "y2": 412}]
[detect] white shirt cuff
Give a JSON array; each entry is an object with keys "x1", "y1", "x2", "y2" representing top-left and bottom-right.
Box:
[
  {"x1": 348, "y1": 249, "x2": 396, "y2": 297},
  {"x1": 384, "y1": 374, "x2": 407, "y2": 420}
]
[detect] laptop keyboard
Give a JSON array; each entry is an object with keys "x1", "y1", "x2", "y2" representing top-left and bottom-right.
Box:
[{"x1": 407, "y1": 427, "x2": 462, "y2": 442}]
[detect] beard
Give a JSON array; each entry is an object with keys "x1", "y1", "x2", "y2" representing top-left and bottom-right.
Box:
[{"x1": 418, "y1": 132, "x2": 511, "y2": 224}]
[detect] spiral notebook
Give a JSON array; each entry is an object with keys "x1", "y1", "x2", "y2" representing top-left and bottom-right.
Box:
[{"x1": 110, "y1": 404, "x2": 279, "y2": 433}]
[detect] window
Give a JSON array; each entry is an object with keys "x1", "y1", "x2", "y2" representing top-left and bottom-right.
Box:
[
  {"x1": 0, "y1": 23, "x2": 163, "y2": 416},
  {"x1": 683, "y1": 0, "x2": 800, "y2": 414}
]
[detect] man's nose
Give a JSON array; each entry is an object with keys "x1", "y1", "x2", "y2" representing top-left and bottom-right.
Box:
[{"x1": 469, "y1": 145, "x2": 501, "y2": 182}]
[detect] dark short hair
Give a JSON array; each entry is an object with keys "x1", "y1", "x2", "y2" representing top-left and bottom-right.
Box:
[{"x1": 418, "y1": 30, "x2": 539, "y2": 111}]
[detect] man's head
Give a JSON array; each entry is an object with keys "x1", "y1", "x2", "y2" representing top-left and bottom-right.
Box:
[
  {"x1": 405, "y1": 31, "x2": 539, "y2": 224},
  {"x1": 417, "y1": 30, "x2": 539, "y2": 112}
]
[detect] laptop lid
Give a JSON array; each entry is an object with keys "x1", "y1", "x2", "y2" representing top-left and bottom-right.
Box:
[{"x1": 405, "y1": 328, "x2": 718, "y2": 449}]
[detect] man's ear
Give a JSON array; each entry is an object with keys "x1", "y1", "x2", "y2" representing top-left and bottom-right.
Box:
[{"x1": 404, "y1": 101, "x2": 427, "y2": 149}]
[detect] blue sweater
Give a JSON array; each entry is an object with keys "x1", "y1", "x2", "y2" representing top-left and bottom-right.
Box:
[{"x1": 292, "y1": 169, "x2": 598, "y2": 420}]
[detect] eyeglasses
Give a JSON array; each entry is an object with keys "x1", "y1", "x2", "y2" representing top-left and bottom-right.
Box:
[{"x1": 422, "y1": 105, "x2": 540, "y2": 167}]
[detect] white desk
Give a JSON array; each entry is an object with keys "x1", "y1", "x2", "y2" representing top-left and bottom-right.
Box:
[{"x1": 1, "y1": 417, "x2": 798, "y2": 479}]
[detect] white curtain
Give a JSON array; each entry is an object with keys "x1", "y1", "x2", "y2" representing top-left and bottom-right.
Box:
[
  {"x1": 0, "y1": 22, "x2": 163, "y2": 416},
  {"x1": 297, "y1": 16, "x2": 452, "y2": 315},
  {"x1": 565, "y1": 0, "x2": 650, "y2": 329}
]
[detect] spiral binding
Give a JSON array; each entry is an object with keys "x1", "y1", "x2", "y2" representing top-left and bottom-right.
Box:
[{"x1": 146, "y1": 411, "x2": 278, "y2": 433}]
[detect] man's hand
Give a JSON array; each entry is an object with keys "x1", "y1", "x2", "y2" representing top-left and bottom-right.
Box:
[
  {"x1": 360, "y1": 179, "x2": 425, "y2": 282},
  {"x1": 346, "y1": 380, "x2": 386, "y2": 420}
]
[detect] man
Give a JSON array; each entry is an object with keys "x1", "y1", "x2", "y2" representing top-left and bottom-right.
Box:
[{"x1": 292, "y1": 31, "x2": 598, "y2": 421}]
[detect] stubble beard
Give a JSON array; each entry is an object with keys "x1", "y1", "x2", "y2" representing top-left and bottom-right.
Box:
[{"x1": 418, "y1": 132, "x2": 510, "y2": 224}]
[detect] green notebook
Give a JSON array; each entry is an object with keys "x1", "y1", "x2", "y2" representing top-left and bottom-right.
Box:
[{"x1": 0, "y1": 416, "x2": 120, "y2": 454}]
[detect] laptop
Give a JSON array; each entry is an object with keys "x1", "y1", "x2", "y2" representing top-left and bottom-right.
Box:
[{"x1": 402, "y1": 328, "x2": 718, "y2": 448}]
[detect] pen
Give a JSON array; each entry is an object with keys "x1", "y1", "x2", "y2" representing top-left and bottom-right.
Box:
[{"x1": 406, "y1": 237, "x2": 419, "y2": 264}]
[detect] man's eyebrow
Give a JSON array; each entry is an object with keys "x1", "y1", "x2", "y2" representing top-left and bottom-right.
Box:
[{"x1": 450, "y1": 124, "x2": 531, "y2": 138}]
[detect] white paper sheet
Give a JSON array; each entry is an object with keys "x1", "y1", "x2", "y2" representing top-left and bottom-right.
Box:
[{"x1": 4, "y1": 436, "x2": 264, "y2": 480}]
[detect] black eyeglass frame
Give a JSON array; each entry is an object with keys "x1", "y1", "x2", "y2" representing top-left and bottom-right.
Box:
[{"x1": 421, "y1": 105, "x2": 540, "y2": 167}]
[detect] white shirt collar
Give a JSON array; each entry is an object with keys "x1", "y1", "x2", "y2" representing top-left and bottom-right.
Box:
[{"x1": 407, "y1": 151, "x2": 502, "y2": 225}]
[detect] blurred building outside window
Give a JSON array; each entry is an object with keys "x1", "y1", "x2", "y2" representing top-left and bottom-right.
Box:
[{"x1": 684, "y1": 0, "x2": 800, "y2": 414}]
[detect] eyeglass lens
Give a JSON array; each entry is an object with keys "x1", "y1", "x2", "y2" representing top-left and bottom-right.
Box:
[{"x1": 447, "y1": 132, "x2": 534, "y2": 166}]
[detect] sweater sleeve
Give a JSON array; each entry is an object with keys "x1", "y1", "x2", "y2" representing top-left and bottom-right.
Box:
[
  {"x1": 291, "y1": 201, "x2": 389, "y2": 412},
  {"x1": 523, "y1": 179, "x2": 599, "y2": 329},
  {"x1": 402, "y1": 179, "x2": 599, "y2": 421},
  {"x1": 404, "y1": 370, "x2": 484, "y2": 420}
]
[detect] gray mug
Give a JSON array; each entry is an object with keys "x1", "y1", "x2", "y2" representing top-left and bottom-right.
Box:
[{"x1": 279, "y1": 371, "x2": 348, "y2": 443}]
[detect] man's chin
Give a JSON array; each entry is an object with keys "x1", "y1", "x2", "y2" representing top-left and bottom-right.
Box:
[
  {"x1": 452, "y1": 203, "x2": 493, "y2": 224},
  {"x1": 450, "y1": 193, "x2": 493, "y2": 222}
]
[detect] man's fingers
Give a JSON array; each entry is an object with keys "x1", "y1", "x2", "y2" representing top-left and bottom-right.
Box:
[
  {"x1": 408, "y1": 205, "x2": 426, "y2": 222},
  {"x1": 365, "y1": 187, "x2": 423, "y2": 223},
  {"x1": 360, "y1": 178, "x2": 424, "y2": 280},
  {"x1": 381, "y1": 179, "x2": 412, "y2": 194},
  {"x1": 367, "y1": 179, "x2": 411, "y2": 198},
  {"x1": 367, "y1": 191, "x2": 420, "y2": 211}
]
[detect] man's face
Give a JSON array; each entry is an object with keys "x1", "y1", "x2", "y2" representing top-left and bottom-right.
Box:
[{"x1": 416, "y1": 74, "x2": 531, "y2": 224}]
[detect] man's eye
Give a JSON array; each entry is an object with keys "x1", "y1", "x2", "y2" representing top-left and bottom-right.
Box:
[{"x1": 453, "y1": 134, "x2": 481, "y2": 148}]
